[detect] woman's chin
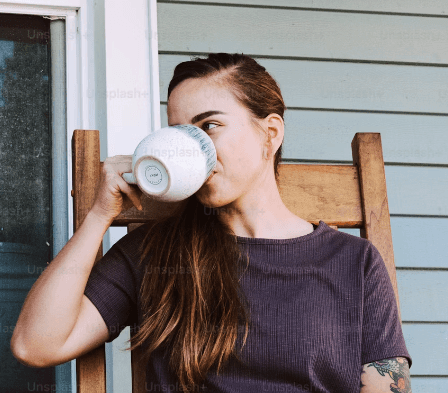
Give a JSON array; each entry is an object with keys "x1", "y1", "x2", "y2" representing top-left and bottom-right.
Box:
[{"x1": 194, "y1": 189, "x2": 224, "y2": 209}]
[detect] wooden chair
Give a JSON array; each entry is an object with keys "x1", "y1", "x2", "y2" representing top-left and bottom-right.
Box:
[{"x1": 72, "y1": 130, "x2": 401, "y2": 393}]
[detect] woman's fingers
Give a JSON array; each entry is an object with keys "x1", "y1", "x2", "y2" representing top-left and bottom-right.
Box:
[
  {"x1": 90, "y1": 155, "x2": 143, "y2": 222},
  {"x1": 105, "y1": 155, "x2": 133, "y2": 175},
  {"x1": 115, "y1": 174, "x2": 143, "y2": 211},
  {"x1": 110, "y1": 155, "x2": 143, "y2": 210}
]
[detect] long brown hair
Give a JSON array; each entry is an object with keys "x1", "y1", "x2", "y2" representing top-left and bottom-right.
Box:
[{"x1": 128, "y1": 53, "x2": 286, "y2": 391}]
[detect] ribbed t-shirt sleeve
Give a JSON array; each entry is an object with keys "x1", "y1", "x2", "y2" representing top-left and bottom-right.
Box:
[
  {"x1": 361, "y1": 242, "x2": 412, "y2": 368},
  {"x1": 83, "y1": 229, "x2": 146, "y2": 343}
]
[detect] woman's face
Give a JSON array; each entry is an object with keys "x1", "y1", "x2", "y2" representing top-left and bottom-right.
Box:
[{"x1": 167, "y1": 77, "x2": 273, "y2": 209}]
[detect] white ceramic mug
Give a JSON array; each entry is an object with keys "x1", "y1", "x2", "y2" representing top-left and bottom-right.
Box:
[{"x1": 122, "y1": 124, "x2": 217, "y2": 202}]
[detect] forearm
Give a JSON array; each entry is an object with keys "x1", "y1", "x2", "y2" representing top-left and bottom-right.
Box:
[
  {"x1": 11, "y1": 210, "x2": 112, "y2": 359},
  {"x1": 360, "y1": 357, "x2": 412, "y2": 393}
]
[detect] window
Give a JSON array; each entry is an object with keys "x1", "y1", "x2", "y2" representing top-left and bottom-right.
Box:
[{"x1": 0, "y1": 12, "x2": 66, "y2": 393}]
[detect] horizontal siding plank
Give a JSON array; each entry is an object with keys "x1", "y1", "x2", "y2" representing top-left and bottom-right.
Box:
[
  {"x1": 281, "y1": 111, "x2": 448, "y2": 165},
  {"x1": 320, "y1": 218, "x2": 448, "y2": 269},
  {"x1": 160, "y1": 104, "x2": 448, "y2": 165},
  {"x1": 163, "y1": 0, "x2": 448, "y2": 16},
  {"x1": 385, "y1": 166, "x2": 448, "y2": 216},
  {"x1": 398, "y1": 271, "x2": 448, "y2": 322},
  {"x1": 391, "y1": 217, "x2": 448, "y2": 269},
  {"x1": 159, "y1": 55, "x2": 448, "y2": 114},
  {"x1": 402, "y1": 324, "x2": 448, "y2": 375},
  {"x1": 158, "y1": 4, "x2": 448, "y2": 64},
  {"x1": 408, "y1": 378, "x2": 448, "y2": 393}
]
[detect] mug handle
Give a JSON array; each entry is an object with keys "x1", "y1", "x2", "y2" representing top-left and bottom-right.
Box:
[{"x1": 122, "y1": 172, "x2": 137, "y2": 184}]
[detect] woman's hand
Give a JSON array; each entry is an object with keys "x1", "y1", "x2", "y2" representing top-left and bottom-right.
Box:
[{"x1": 90, "y1": 155, "x2": 143, "y2": 224}]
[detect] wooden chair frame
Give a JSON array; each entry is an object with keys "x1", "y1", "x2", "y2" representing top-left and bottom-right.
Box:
[{"x1": 72, "y1": 130, "x2": 401, "y2": 393}]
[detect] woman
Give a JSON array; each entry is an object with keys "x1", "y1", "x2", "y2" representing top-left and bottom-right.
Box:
[{"x1": 12, "y1": 53, "x2": 412, "y2": 393}]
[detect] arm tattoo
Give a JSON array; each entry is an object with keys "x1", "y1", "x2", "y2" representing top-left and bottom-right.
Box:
[{"x1": 367, "y1": 357, "x2": 412, "y2": 393}]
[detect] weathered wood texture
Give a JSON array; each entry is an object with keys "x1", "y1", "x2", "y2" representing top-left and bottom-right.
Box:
[
  {"x1": 130, "y1": 341, "x2": 146, "y2": 393},
  {"x1": 128, "y1": 223, "x2": 150, "y2": 393},
  {"x1": 72, "y1": 130, "x2": 106, "y2": 393},
  {"x1": 352, "y1": 133, "x2": 398, "y2": 320},
  {"x1": 277, "y1": 164, "x2": 362, "y2": 227}
]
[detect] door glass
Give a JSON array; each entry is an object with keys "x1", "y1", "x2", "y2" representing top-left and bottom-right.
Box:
[{"x1": 0, "y1": 13, "x2": 54, "y2": 393}]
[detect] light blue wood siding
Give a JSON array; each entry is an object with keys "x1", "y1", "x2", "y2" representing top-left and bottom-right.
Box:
[
  {"x1": 157, "y1": 1, "x2": 448, "y2": 389},
  {"x1": 179, "y1": 0, "x2": 448, "y2": 16}
]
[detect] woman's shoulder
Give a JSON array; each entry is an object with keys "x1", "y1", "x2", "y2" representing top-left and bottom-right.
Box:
[
  {"x1": 315, "y1": 221, "x2": 377, "y2": 265},
  {"x1": 309, "y1": 220, "x2": 372, "y2": 251},
  {"x1": 325, "y1": 225, "x2": 387, "y2": 275}
]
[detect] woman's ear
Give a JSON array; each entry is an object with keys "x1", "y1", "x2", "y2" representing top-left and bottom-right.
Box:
[{"x1": 263, "y1": 113, "x2": 284, "y2": 158}]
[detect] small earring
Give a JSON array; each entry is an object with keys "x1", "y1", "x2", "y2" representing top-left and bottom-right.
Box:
[
  {"x1": 263, "y1": 147, "x2": 268, "y2": 160},
  {"x1": 263, "y1": 143, "x2": 272, "y2": 160}
]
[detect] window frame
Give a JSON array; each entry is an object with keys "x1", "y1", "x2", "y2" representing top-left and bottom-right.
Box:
[{"x1": 0, "y1": 2, "x2": 91, "y2": 392}]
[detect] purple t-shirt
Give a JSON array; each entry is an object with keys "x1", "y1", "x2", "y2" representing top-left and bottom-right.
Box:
[{"x1": 84, "y1": 220, "x2": 412, "y2": 393}]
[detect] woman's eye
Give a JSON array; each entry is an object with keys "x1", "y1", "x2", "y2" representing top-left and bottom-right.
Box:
[{"x1": 203, "y1": 122, "x2": 218, "y2": 131}]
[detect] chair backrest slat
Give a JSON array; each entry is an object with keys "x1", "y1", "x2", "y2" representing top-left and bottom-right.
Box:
[
  {"x1": 352, "y1": 133, "x2": 399, "y2": 320},
  {"x1": 72, "y1": 130, "x2": 399, "y2": 393},
  {"x1": 278, "y1": 164, "x2": 362, "y2": 227},
  {"x1": 130, "y1": 340, "x2": 147, "y2": 393},
  {"x1": 72, "y1": 130, "x2": 106, "y2": 393},
  {"x1": 126, "y1": 223, "x2": 148, "y2": 393}
]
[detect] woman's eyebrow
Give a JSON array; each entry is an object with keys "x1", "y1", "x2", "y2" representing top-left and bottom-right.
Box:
[{"x1": 191, "y1": 110, "x2": 226, "y2": 124}]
